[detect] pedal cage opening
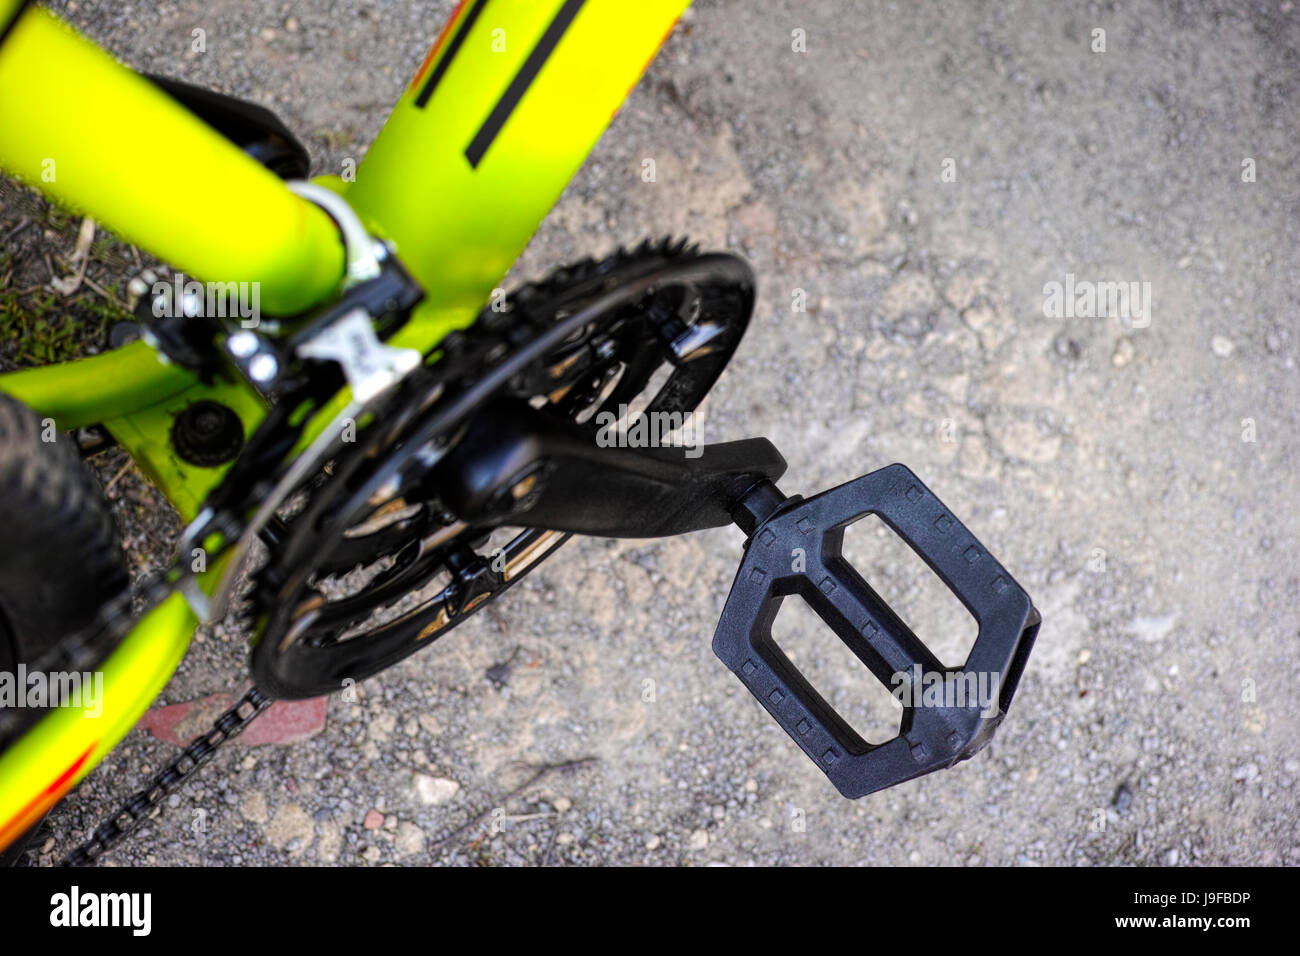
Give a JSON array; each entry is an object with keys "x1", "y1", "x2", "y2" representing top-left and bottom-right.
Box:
[{"x1": 713, "y1": 463, "x2": 1040, "y2": 798}]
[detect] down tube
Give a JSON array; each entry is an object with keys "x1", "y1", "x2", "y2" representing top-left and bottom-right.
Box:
[{"x1": 346, "y1": 0, "x2": 691, "y2": 348}]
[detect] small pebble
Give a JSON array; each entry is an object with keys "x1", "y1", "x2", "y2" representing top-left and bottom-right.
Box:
[
  {"x1": 1112, "y1": 336, "x2": 1135, "y2": 367},
  {"x1": 414, "y1": 775, "x2": 460, "y2": 806},
  {"x1": 1113, "y1": 783, "x2": 1133, "y2": 815}
]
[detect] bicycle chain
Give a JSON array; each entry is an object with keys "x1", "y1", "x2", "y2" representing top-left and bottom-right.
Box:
[
  {"x1": 40, "y1": 237, "x2": 697, "y2": 866},
  {"x1": 61, "y1": 687, "x2": 272, "y2": 866}
]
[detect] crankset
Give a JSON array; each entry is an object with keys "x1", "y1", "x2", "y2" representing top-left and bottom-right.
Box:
[
  {"x1": 248, "y1": 240, "x2": 756, "y2": 698},
  {"x1": 239, "y1": 234, "x2": 1038, "y2": 795}
]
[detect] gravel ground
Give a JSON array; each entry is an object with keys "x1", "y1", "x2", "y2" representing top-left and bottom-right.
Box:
[{"x1": 7, "y1": 0, "x2": 1299, "y2": 865}]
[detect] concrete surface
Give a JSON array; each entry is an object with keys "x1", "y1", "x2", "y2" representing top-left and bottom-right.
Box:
[{"x1": 22, "y1": 0, "x2": 1300, "y2": 865}]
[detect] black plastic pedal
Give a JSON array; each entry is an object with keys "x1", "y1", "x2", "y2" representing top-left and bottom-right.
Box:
[{"x1": 713, "y1": 464, "x2": 1040, "y2": 798}]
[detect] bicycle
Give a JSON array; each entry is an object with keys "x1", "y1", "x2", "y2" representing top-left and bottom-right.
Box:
[{"x1": 0, "y1": 0, "x2": 1040, "y2": 864}]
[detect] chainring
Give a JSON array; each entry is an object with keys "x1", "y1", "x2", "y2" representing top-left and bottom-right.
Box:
[{"x1": 248, "y1": 239, "x2": 755, "y2": 698}]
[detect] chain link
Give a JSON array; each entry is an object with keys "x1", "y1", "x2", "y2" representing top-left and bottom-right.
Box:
[{"x1": 61, "y1": 687, "x2": 272, "y2": 866}]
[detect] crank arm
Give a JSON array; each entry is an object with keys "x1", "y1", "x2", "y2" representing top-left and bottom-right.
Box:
[{"x1": 430, "y1": 398, "x2": 787, "y2": 538}]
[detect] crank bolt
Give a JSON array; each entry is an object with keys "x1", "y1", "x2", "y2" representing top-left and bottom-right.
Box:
[{"x1": 171, "y1": 400, "x2": 244, "y2": 467}]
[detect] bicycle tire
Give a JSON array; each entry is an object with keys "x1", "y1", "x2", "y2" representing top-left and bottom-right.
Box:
[{"x1": 0, "y1": 392, "x2": 129, "y2": 699}]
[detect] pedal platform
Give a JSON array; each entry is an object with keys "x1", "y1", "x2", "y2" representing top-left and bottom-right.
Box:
[{"x1": 715, "y1": 464, "x2": 1040, "y2": 798}]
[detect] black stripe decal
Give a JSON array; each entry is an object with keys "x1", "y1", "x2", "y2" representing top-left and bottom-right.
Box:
[
  {"x1": 415, "y1": 0, "x2": 491, "y2": 109},
  {"x1": 464, "y1": 0, "x2": 585, "y2": 169},
  {"x1": 0, "y1": 0, "x2": 33, "y2": 52}
]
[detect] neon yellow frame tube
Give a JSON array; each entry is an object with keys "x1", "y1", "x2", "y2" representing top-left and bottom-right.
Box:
[{"x1": 0, "y1": 3, "x2": 345, "y2": 316}]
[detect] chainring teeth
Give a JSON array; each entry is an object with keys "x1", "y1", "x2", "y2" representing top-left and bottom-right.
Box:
[{"x1": 248, "y1": 236, "x2": 748, "y2": 698}]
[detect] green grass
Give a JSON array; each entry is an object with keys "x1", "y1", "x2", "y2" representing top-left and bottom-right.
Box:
[
  {"x1": 0, "y1": 290, "x2": 89, "y2": 365},
  {"x1": 0, "y1": 178, "x2": 139, "y2": 369}
]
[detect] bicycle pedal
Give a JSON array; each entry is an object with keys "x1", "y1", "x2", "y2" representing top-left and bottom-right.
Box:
[{"x1": 714, "y1": 464, "x2": 1040, "y2": 798}]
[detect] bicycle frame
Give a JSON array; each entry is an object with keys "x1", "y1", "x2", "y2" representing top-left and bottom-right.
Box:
[{"x1": 0, "y1": 0, "x2": 689, "y2": 850}]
